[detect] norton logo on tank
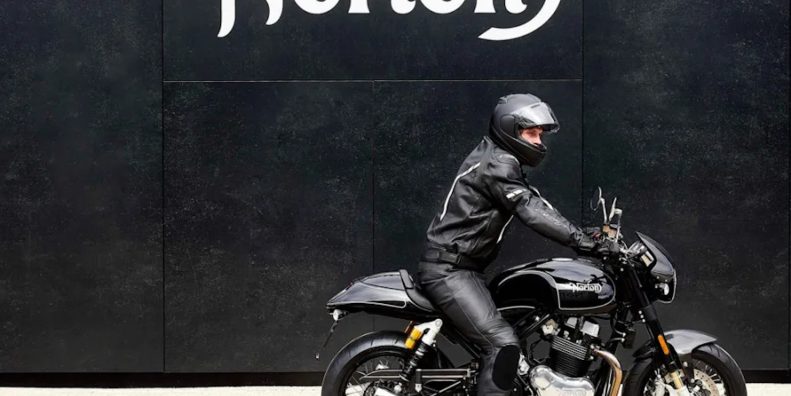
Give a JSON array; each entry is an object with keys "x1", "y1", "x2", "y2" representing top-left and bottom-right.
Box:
[
  {"x1": 217, "y1": 0, "x2": 561, "y2": 41},
  {"x1": 570, "y1": 283, "x2": 603, "y2": 294}
]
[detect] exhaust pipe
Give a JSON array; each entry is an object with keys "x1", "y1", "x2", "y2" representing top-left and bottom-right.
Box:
[{"x1": 591, "y1": 348, "x2": 623, "y2": 396}]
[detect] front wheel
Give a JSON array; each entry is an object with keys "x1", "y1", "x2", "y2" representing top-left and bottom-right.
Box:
[
  {"x1": 622, "y1": 343, "x2": 747, "y2": 396},
  {"x1": 321, "y1": 330, "x2": 458, "y2": 396}
]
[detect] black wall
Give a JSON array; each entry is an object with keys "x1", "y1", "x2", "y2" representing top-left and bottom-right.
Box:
[
  {"x1": 1, "y1": 0, "x2": 788, "y2": 376},
  {"x1": 0, "y1": 1, "x2": 162, "y2": 371}
]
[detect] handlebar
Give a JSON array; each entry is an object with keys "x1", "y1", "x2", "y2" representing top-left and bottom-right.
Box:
[
  {"x1": 582, "y1": 230, "x2": 642, "y2": 265},
  {"x1": 587, "y1": 188, "x2": 649, "y2": 265}
]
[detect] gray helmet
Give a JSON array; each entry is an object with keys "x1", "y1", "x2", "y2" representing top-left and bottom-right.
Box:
[{"x1": 488, "y1": 94, "x2": 559, "y2": 167}]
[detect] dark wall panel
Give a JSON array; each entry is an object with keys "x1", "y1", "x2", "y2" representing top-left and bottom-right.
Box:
[
  {"x1": 164, "y1": 0, "x2": 581, "y2": 80},
  {"x1": 584, "y1": 1, "x2": 789, "y2": 368},
  {"x1": 0, "y1": 1, "x2": 163, "y2": 371},
  {"x1": 163, "y1": 82, "x2": 373, "y2": 371},
  {"x1": 0, "y1": 0, "x2": 787, "y2": 377}
]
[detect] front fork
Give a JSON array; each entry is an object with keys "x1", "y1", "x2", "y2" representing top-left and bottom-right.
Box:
[{"x1": 622, "y1": 265, "x2": 695, "y2": 395}]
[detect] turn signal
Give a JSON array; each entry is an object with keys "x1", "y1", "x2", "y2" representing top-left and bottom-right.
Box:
[
  {"x1": 658, "y1": 335, "x2": 670, "y2": 355},
  {"x1": 405, "y1": 328, "x2": 423, "y2": 350}
]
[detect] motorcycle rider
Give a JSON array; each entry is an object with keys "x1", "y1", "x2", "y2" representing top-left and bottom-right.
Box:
[{"x1": 415, "y1": 93, "x2": 603, "y2": 395}]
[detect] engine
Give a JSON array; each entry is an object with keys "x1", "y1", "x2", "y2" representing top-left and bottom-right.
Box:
[
  {"x1": 550, "y1": 317, "x2": 600, "y2": 377},
  {"x1": 528, "y1": 317, "x2": 600, "y2": 396},
  {"x1": 529, "y1": 366, "x2": 595, "y2": 396}
]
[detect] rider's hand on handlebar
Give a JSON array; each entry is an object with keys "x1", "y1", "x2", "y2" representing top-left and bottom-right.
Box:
[
  {"x1": 573, "y1": 228, "x2": 620, "y2": 258},
  {"x1": 583, "y1": 227, "x2": 604, "y2": 241},
  {"x1": 572, "y1": 230, "x2": 598, "y2": 256},
  {"x1": 594, "y1": 238, "x2": 621, "y2": 257}
]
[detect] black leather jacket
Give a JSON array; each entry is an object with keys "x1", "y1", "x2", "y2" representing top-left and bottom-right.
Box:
[{"x1": 423, "y1": 136, "x2": 590, "y2": 271}]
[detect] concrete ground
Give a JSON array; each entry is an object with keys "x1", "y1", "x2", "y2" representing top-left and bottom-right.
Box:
[{"x1": 0, "y1": 385, "x2": 787, "y2": 395}]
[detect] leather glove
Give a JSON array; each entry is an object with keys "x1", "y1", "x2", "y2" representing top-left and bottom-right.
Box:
[
  {"x1": 583, "y1": 226, "x2": 603, "y2": 241},
  {"x1": 573, "y1": 228, "x2": 620, "y2": 258},
  {"x1": 595, "y1": 238, "x2": 621, "y2": 257},
  {"x1": 572, "y1": 231, "x2": 597, "y2": 255}
]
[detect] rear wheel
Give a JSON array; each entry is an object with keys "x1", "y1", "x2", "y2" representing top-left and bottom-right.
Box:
[
  {"x1": 622, "y1": 343, "x2": 747, "y2": 396},
  {"x1": 342, "y1": 351, "x2": 408, "y2": 395},
  {"x1": 321, "y1": 331, "x2": 460, "y2": 396}
]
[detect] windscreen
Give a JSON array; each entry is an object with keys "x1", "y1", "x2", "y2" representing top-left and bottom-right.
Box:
[{"x1": 636, "y1": 232, "x2": 676, "y2": 281}]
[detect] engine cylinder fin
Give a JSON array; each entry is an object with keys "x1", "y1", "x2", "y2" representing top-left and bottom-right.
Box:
[{"x1": 550, "y1": 335, "x2": 592, "y2": 377}]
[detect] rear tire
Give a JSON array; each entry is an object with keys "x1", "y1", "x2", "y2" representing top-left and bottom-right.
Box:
[
  {"x1": 622, "y1": 343, "x2": 747, "y2": 396},
  {"x1": 321, "y1": 330, "x2": 455, "y2": 396}
]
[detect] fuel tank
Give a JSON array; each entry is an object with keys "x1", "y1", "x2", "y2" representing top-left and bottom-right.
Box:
[{"x1": 489, "y1": 258, "x2": 616, "y2": 314}]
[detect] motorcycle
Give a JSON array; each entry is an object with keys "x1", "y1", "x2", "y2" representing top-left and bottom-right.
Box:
[{"x1": 317, "y1": 187, "x2": 747, "y2": 396}]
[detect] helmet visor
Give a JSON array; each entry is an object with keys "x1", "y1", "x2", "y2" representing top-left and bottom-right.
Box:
[{"x1": 512, "y1": 102, "x2": 559, "y2": 133}]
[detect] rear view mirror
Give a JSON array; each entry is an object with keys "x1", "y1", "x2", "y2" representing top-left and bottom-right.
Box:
[
  {"x1": 589, "y1": 187, "x2": 602, "y2": 211},
  {"x1": 608, "y1": 197, "x2": 618, "y2": 221},
  {"x1": 590, "y1": 187, "x2": 609, "y2": 224}
]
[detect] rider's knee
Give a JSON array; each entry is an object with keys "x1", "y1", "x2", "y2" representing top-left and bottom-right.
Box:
[
  {"x1": 492, "y1": 344, "x2": 520, "y2": 389},
  {"x1": 481, "y1": 319, "x2": 519, "y2": 347}
]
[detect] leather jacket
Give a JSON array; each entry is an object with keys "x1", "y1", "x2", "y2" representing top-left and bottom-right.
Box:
[{"x1": 423, "y1": 136, "x2": 590, "y2": 271}]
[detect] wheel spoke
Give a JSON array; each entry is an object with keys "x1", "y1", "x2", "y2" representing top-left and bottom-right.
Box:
[
  {"x1": 344, "y1": 354, "x2": 406, "y2": 396},
  {"x1": 342, "y1": 351, "x2": 455, "y2": 396},
  {"x1": 345, "y1": 384, "x2": 368, "y2": 396}
]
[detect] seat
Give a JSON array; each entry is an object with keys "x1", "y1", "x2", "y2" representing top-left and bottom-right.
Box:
[{"x1": 399, "y1": 269, "x2": 438, "y2": 312}]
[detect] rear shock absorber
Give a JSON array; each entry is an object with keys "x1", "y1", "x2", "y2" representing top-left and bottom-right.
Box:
[{"x1": 394, "y1": 319, "x2": 444, "y2": 394}]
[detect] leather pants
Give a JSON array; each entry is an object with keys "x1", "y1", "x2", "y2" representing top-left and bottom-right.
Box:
[{"x1": 415, "y1": 262, "x2": 520, "y2": 395}]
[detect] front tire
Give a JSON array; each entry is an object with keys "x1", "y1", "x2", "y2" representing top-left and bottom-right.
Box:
[
  {"x1": 321, "y1": 330, "x2": 454, "y2": 396},
  {"x1": 622, "y1": 343, "x2": 747, "y2": 396}
]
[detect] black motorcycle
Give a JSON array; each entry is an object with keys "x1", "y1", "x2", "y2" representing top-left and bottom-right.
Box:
[{"x1": 318, "y1": 188, "x2": 747, "y2": 396}]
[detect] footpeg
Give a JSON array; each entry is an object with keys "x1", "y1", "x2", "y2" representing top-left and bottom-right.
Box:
[{"x1": 518, "y1": 352, "x2": 530, "y2": 375}]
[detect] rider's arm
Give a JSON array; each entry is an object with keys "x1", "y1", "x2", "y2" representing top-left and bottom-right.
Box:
[{"x1": 483, "y1": 153, "x2": 594, "y2": 251}]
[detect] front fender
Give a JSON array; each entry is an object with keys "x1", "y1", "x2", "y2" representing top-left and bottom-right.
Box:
[{"x1": 632, "y1": 329, "x2": 717, "y2": 375}]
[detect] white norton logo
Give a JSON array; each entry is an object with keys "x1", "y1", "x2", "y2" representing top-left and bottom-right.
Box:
[
  {"x1": 571, "y1": 283, "x2": 603, "y2": 293},
  {"x1": 217, "y1": 0, "x2": 561, "y2": 41}
]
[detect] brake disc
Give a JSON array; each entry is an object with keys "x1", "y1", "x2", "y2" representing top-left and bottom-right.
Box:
[
  {"x1": 644, "y1": 368, "x2": 724, "y2": 396},
  {"x1": 692, "y1": 368, "x2": 720, "y2": 396}
]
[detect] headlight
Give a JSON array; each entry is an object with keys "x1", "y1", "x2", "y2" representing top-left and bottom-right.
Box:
[
  {"x1": 640, "y1": 250, "x2": 655, "y2": 267},
  {"x1": 654, "y1": 272, "x2": 677, "y2": 303}
]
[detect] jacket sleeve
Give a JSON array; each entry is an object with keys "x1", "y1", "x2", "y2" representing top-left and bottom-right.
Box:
[{"x1": 484, "y1": 153, "x2": 589, "y2": 249}]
